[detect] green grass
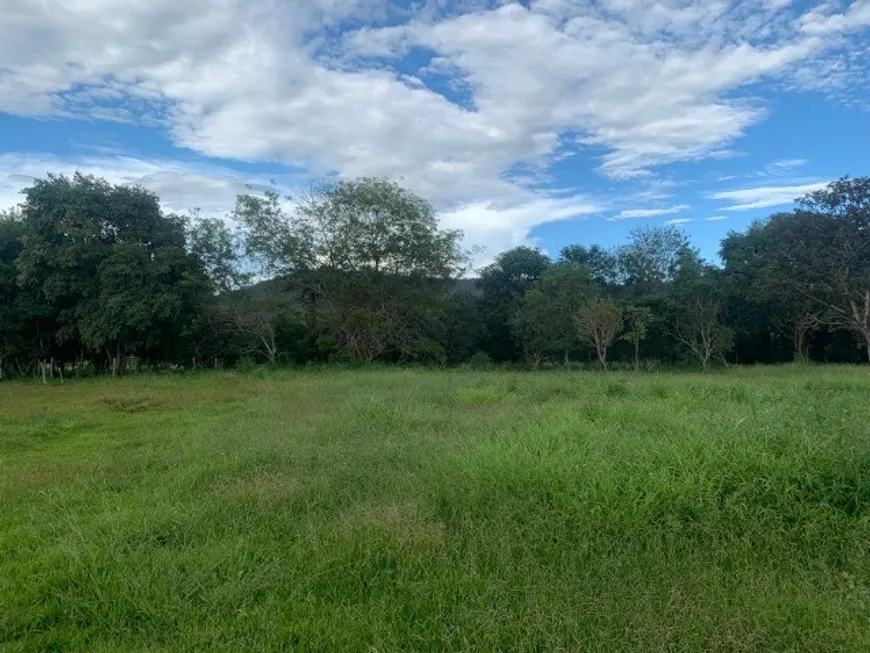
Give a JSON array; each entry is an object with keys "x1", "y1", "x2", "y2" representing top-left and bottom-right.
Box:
[{"x1": 2, "y1": 366, "x2": 870, "y2": 652}]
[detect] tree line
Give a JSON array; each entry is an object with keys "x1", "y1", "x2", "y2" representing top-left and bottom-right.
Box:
[{"x1": 1, "y1": 173, "x2": 870, "y2": 378}]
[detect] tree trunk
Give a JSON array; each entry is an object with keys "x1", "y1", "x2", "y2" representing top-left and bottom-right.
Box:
[
  {"x1": 793, "y1": 324, "x2": 808, "y2": 363},
  {"x1": 848, "y1": 292, "x2": 870, "y2": 365},
  {"x1": 596, "y1": 343, "x2": 608, "y2": 371},
  {"x1": 564, "y1": 350, "x2": 570, "y2": 367},
  {"x1": 634, "y1": 339, "x2": 640, "y2": 372}
]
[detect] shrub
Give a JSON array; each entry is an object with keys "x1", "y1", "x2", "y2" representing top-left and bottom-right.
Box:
[{"x1": 468, "y1": 351, "x2": 494, "y2": 369}]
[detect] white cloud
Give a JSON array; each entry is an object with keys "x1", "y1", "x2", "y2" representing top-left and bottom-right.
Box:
[
  {"x1": 665, "y1": 218, "x2": 693, "y2": 225},
  {"x1": 800, "y1": 1, "x2": 870, "y2": 36},
  {"x1": 439, "y1": 196, "x2": 603, "y2": 266},
  {"x1": 0, "y1": 151, "x2": 598, "y2": 267},
  {"x1": 753, "y1": 158, "x2": 808, "y2": 177},
  {"x1": 706, "y1": 215, "x2": 729, "y2": 221},
  {"x1": 711, "y1": 182, "x2": 828, "y2": 211},
  {"x1": 611, "y1": 204, "x2": 689, "y2": 220},
  {"x1": 769, "y1": 158, "x2": 807, "y2": 170},
  {"x1": 0, "y1": 0, "x2": 868, "y2": 250},
  {"x1": 0, "y1": 152, "x2": 258, "y2": 219}
]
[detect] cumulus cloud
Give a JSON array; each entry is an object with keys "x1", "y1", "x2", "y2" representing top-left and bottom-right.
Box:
[
  {"x1": 439, "y1": 196, "x2": 603, "y2": 265},
  {"x1": 0, "y1": 0, "x2": 868, "y2": 249},
  {"x1": 711, "y1": 182, "x2": 829, "y2": 211}
]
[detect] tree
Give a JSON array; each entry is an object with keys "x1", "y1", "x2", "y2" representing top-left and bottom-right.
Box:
[
  {"x1": 575, "y1": 297, "x2": 623, "y2": 370},
  {"x1": 671, "y1": 299, "x2": 733, "y2": 368},
  {"x1": 187, "y1": 215, "x2": 250, "y2": 294},
  {"x1": 721, "y1": 218, "x2": 822, "y2": 362},
  {"x1": 512, "y1": 263, "x2": 596, "y2": 368},
  {"x1": 617, "y1": 226, "x2": 690, "y2": 295},
  {"x1": 622, "y1": 305, "x2": 654, "y2": 371},
  {"x1": 559, "y1": 244, "x2": 619, "y2": 287},
  {"x1": 512, "y1": 288, "x2": 557, "y2": 368},
  {"x1": 0, "y1": 210, "x2": 24, "y2": 378},
  {"x1": 792, "y1": 178, "x2": 870, "y2": 363},
  {"x1": 540, "y1": 263, "x2": 596, "y2": 364},
  {"x1": 443, "y1": 286, "x2": 486, "y2": 365},
  {"x1": 235, "y1": 177, "x2": 467, "y2": 363},
  {"x1": 15, "y1": 173, "x2": 208, "y2": 371},
  {"x1": 479, "y1": 246, "x2": 551, "y2": 361},
  {"x1": 218, "y1": 284, "x2": 301, "y2": 364}
]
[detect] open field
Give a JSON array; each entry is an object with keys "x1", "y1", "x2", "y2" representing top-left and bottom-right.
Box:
[{"x1": 2, "y1": 367, "x2": 870, "y2": 651}]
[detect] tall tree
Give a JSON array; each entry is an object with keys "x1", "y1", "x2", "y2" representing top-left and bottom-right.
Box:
[
  {"x1": 671, "y1": 299, "x2": 733, "y2": 369},
  {"x1": 794, "y1": 178, "x2": 870, "y2": 362},
  {"x1": 0, "y1": 210, "x2": 24, "y2": 378},
  {"x1": 512, "y1": 288, "x2": 558, "y2": 368},
  {"x1": 235, "y1": 177, "x2": 467, "y2": 362},
  {"x1": 721, "y1": 218, "x2": 822, "y2": 362},
  {"x1": 617, "y1": 226, "x2": 691, "y2": 296},
  {"x1": 187, "y1": 215, "x2": 250, "y2": 294},
  {"x1": 15, "y1": 174, "x2": 207, "y2": 370},
  {"x1": 479, "y1": 246, "x2": 551, "y2": 361},
  {"x1": 559, "y1": 244, "x2": 619, "y2": 287},
  {"x1": 621, "y1": 304, "x2": 654, "y2": 371},
  {"x1": 575, "y1": 296, "x2": 623, "y2": 370}
]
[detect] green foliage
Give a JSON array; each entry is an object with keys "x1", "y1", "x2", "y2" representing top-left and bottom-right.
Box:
[
  {"x1": 672, "y1": 299, "x2": 734, "y2": 368},
  {"x1": 468, "y1": 350, "x2": 494, "y2": 369},
  {"x1": 575, "y1": 295, "x2": 623, "y2": 370},
  {"x1": 186, "y1": 214, "x2": 250, "y2": 294},
  {"x1": 559, "y1": 243, "x2": 619, "y2": 287},
  {"x1": 622, "y1": 304, "x2": 654, "y2": 370},
  {"x1": 11, "y1": 173, "x2": 207, "y2": 369},
  {"x1": 479, "y1": 246, "x2": 551, "y2": 361},
  {"x1": 512, "y1": 263, "x2": 595, "y2": 366},
  {"x1": 233, "y1": 178, "x2": 466, "y2": 364},
  {"x1": 4, "y1": 173, "x2": 870, "y2": 373},
  {"x1": 617, "y1": 225, "x2": 691, "y2": 294},
  {"x1": 3, "y1": 367, "x2": 870, "y2": 650}
]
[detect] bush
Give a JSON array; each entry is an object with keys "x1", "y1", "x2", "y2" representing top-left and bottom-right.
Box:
[
  {"x1": 468, "y1": 351, "x2": 494, "y2": 369},
  {"x1": 234, "y1": 356, "x2": 259, "y2": 373}
]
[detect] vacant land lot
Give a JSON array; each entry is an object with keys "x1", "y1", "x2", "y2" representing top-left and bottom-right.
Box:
[{"x1": 2, "y1": 367, "x2": 870, "y2": 652}]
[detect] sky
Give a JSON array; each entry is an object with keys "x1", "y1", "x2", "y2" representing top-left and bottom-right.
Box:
[{"x1": 2, "y1": 0, "x2": 870, "y2": 267}]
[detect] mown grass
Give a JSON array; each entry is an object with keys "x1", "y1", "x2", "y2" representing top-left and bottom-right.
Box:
[{"x1": 2, "y1": 366, "x2": 870, "y2": 651}]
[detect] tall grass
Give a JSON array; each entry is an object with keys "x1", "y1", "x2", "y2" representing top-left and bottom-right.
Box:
[{"x1": 2, "y1": 367, "x2": 869, "y2": 651}]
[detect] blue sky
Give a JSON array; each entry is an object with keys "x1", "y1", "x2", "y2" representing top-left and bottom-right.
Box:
[{"x1": 2, "y1": 0, "x2": 870, "y2": 266}]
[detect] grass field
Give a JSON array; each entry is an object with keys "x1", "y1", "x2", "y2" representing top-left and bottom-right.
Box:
[{"x1": 2, "y1": 367, "x2": 870, "y2": 652}]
